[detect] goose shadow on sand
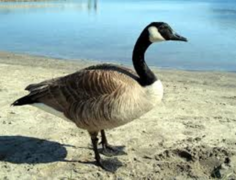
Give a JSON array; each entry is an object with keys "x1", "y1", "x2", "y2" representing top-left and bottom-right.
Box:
[
  {"x1": 0, "y1": 135, "x2": 124, "y2": 172},
  {"x1": 0, "y1": 135, "x2": 69, "y2": 164}
]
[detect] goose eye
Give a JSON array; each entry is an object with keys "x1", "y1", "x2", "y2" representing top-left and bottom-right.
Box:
[{"x1": 159, "y1": 26, "x2": 166, "y2": 33}]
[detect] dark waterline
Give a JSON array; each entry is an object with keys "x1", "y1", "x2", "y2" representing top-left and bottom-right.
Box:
[{"x1": 0, "y1": 0, "x2": 236, "y2": 71}]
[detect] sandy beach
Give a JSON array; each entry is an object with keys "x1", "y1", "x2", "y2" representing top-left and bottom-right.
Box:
[{"x1": 0, "y1": 51, "x2": 236, "y2": 179}]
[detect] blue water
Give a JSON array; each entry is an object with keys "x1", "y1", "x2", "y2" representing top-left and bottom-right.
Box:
[{"x1": 0, "y1": 0, "x2": 236, "y2": 71}]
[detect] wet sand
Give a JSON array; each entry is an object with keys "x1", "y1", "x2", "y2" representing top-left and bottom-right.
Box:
[{"x1": 0, "y1": 51, "x2": 236, "y2": 179}]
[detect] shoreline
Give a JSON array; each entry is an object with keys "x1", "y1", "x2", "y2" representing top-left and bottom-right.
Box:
[
  {"x1": 1, "y1": 51, "x2": 236, "y2": 179},
  {"x1": 1, "y1": 50, "x2": 236, "y2": 74}
]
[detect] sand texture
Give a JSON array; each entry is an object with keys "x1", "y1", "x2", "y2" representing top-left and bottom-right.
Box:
[{"x1": 0, "y1": 51, "x2": 236, "y2": 179}]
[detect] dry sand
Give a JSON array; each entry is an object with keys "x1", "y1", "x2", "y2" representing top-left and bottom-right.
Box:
[{"x1": 0, "y1": 51, "x2": 236, "y2": 179}]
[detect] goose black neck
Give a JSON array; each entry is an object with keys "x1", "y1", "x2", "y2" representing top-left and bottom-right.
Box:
[{"x1": 132, "y1": 32, "x2": 157, "y2": 86}]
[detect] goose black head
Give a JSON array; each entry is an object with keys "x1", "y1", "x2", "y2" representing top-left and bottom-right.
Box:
[{"x1": 147, "y1": 22, "x2": 187, "y2": 43}]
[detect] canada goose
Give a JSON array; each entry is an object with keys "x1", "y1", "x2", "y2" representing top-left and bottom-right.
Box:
[{"x1": 12, "y1": 22, "x2": 187, "y2": 169}]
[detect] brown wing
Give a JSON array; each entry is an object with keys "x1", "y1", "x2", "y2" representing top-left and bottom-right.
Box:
[{"x1": 24, "y1": 64, "x2": 140, "y2": 113}]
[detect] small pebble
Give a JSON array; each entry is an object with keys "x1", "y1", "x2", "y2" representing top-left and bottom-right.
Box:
[
  {"x1": 221, "y1": 163, "x2": 229, "y2": 170},
  {"x1": 143, "y1": 155, "x2": 153, "y2": 159}
]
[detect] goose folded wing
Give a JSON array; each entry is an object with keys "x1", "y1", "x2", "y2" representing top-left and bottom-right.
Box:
[{"x1": 24, "y1": 65, "x2": 139, "y2": 113}]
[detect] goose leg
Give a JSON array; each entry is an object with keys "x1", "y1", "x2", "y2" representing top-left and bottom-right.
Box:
[
  {"x1": 89, "y1": 131, "x2": 105, "y2": 169},
  {"x1": 89, "y1": 131, "x2": 122, "y2": 172},
  {"x1": 100, "y1": 130, "x2": 118, "y2": 156}
]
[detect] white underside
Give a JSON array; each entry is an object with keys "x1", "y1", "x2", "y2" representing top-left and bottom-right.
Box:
[{"x1": 33, "y1": 103, "x2": 69, "y2": 121}]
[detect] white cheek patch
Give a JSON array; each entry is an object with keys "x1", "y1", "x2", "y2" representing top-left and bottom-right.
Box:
[{"x1": 148, "y1": 26, "x2": 165, "y2": 43}]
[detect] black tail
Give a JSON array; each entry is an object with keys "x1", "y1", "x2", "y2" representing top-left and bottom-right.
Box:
[{"x1": 12, "y1": 95, "x2": 36, "y2": 106}]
